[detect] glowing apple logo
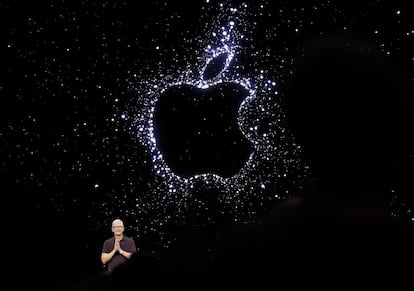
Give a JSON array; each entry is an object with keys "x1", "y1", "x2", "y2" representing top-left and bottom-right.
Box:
[{"x1": 153, "y1": 49, "x2": 253, "y2": 179}]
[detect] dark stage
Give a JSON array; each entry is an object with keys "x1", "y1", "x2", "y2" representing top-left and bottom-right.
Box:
[{"x1": 2, "y1": 1, "x2": 414, "y2": 290}]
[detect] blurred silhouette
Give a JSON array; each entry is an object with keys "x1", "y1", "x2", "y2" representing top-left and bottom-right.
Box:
[
  {"x1": 210, "y1": 31, "x2": 414, "y2": 290},
  {"x1": 283, "y1": 32, "x2": 412, "y2": 199},
  {"x1": 87, "y1": 252, "x2": 169, "y2": 291}
]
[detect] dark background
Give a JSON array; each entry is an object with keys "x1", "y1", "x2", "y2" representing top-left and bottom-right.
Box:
[{"x1": 1, "y1": 0, "x2": 413, "y2": 289}]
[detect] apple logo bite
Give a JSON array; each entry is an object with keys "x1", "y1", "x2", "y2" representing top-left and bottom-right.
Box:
[{"x1": 153, "y1": 50, "x2": 253, "y2": 178}]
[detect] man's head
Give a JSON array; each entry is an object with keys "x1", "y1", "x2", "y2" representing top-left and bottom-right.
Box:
[
  {"x1": 111, "y1": 219, "x2": 125, "y2": 236},
  {"x1": 282, "y1": 32, "x2": 410, "y2": 195}
]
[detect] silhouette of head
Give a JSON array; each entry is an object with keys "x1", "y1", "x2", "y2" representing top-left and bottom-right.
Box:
[{"x1": 282, "y1": 32, "x2": 409, "y2": 196}]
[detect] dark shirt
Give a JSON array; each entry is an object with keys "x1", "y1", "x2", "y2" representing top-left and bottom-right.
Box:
[{"x1": 102, "y1": 235, "x2": 137, "y2": 272}]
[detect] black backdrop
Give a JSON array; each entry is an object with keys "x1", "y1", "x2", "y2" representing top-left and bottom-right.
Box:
[{"x1": 1, "y1": 1, "x2": 413, "y2": 289}]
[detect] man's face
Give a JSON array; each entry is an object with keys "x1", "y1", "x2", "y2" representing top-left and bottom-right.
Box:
[{"x1": 112, "y1": 222, "x2": 124, "y2": 235}]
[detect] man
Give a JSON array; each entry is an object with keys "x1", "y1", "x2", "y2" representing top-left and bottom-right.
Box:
[{"x1": 101, "y1": 219, "x2": 137, "y2": 272}]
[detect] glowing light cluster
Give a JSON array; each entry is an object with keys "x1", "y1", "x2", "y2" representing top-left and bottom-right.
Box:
[{"x1": 128, "y1": 1, "x2": 309, "y2": 248}]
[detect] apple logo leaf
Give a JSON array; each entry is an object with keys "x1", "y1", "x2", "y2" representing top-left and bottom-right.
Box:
[{"x1": 203, "y1": 52, "x2": 228, "y2": 81}]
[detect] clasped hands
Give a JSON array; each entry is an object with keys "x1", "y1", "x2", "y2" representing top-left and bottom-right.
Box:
[{"x1": 114, "y1": 239, "x2": 124, "y2": 255}]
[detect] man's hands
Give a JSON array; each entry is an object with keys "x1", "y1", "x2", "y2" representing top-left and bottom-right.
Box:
[
  {"x1": 101, "y1": 238, "x2": 128, "y2": 265},
  {"x1": 114, "y1": 239, "x2": 124, "y2": 255}
]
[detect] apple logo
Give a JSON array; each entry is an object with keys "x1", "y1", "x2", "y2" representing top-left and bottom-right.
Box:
[{"x1": 153, "y1": 49, "x2": 253, "y2": 179}]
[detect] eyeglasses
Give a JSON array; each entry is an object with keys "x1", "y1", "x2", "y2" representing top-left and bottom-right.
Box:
[{"x1": 112, "y1": 226, "x2": 124, "y2": 229}]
